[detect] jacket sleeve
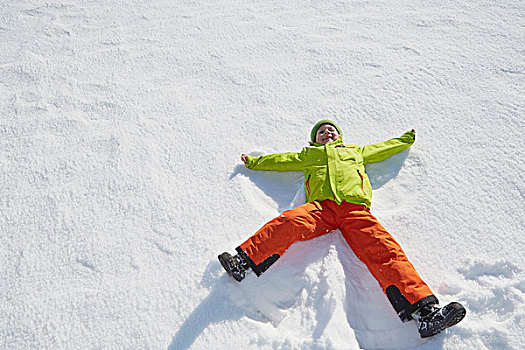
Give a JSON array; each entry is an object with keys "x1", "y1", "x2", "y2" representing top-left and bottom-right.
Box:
[
  {"x1": 361, "y1": 131, "x2": 415, "y2": 164},
  {"x1": 245, "y1": 148, "x2": 308, "y2": 171}
]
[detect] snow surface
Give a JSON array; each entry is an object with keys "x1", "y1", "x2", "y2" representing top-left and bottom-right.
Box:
[{"x1": 1, "y1": 0, "x2": 524, "y2": 349}]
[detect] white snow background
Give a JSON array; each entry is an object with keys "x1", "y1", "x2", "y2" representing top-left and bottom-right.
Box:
[{"x1": 1, "y1": 0, "x2": 524, "y2": 349}]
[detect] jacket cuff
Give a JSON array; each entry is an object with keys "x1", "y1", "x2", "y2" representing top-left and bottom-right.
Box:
[
  {"x1": 402, "y1": 130, "x2": 416, "y2": 144},
  {"x1": 244, "y1": 156, "x2": 256, "y2": 168}
]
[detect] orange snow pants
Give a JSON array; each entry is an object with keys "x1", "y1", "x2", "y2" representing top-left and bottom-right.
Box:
[{"x1": 236, "y1": 200, "x2": 438, "y2": 321}]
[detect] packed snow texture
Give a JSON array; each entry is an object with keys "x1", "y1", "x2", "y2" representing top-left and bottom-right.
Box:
[{"x1": 1, "y1": 0, "x2": 524, "y2": 349}]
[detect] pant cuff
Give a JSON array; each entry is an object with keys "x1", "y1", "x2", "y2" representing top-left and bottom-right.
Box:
[
  {"x1": 236, "y1": 246, "x2": 280, "y2": 277},
  {"x1": 386, "y1": 285, "x2": 439, "y2": 322}
]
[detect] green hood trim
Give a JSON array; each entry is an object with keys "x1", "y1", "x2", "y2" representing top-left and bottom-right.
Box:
[
  {"x1": 311, "y1": 139, "x2": 344, "y2": 147},
  {"x1": 310, "y1": 119, "x2": 343, "y2": 143}
]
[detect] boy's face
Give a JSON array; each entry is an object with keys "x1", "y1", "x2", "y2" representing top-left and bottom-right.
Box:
[{"x1": 315, "y1": 124, "x2": 341, "y2": 144}]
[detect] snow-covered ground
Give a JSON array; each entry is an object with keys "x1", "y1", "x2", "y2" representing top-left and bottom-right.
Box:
[{"x1": 1, "y1": 0, "x2": 524, "y2": 349}]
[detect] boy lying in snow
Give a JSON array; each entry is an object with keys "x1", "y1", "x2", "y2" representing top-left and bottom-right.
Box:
[{"x1": 219, "y1": 120, "x2": 466, "y2": 338}]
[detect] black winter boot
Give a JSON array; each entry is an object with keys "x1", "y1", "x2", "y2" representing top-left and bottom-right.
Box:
[
  {"x1": 413, "y1": 302, "x2": 466, "y2": 338},
  {"x1": 218, "y1": 252, "x2": 249, "y2": 282}
]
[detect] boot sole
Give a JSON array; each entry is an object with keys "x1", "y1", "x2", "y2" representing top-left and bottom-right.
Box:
[
  {"x1": 421, "y1": 302, "x2": 466, "y2": 338},
  {"x1": 218, "y1": 253, "x2": 244, "y2": 282},
  {"x1": 443, "y1": 303, "x2": 466, "y2": 329}
]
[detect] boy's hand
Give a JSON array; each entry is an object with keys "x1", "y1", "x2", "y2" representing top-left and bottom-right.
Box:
[{"x1": 241, "y1": 154, "x2": 249, "y2": 164}]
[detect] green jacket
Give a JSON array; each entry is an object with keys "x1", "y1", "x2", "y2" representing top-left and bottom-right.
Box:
[{"x1": 245, "y1": 131, "x2": 415, "y2": 208}]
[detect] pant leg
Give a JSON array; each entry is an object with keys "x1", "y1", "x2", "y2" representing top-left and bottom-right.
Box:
[
  {"x1": 237, "y1": 201, "x2": 337, "y2": 276},
  {"x1": 338, "y1": 204, "x2": 438, "y2": 321}
]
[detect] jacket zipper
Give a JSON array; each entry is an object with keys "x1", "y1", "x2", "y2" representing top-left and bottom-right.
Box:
[
  {"x1": 357, "y1": 170, "x2": 367, "y2": 196},
  {"x1": 305, "y1": 174, "x2": 311, "y2": 196}
]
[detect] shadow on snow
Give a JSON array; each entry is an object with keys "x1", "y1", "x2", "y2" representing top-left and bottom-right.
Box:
[
  {"x1": 228, "y1": 148, "x2": 411, "y2": 207},
  {"x1": 168, "y1": 149, "x2": 440, "y2": 349}
]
